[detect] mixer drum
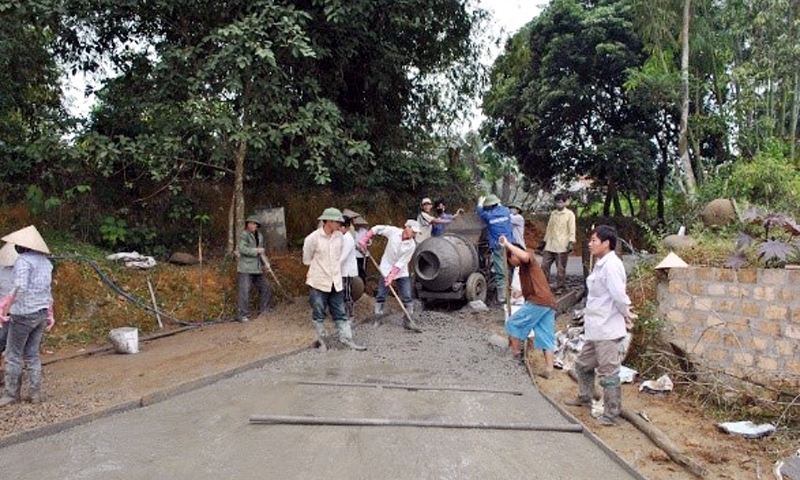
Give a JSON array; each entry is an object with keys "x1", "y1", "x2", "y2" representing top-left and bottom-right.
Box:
[{"x1": 414, "y1": 234, "x2": 479, "y2": 292}]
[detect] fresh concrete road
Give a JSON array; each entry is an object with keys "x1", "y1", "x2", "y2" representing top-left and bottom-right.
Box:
[{"x1": 0, "y1": 311, "x2": 640, "y2": 479}]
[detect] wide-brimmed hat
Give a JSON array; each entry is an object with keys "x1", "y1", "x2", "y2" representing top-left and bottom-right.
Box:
[
  {"x1": 420, "y1": 198, "x2": 433, "y2": 206},
  {"x1": 0, "y1": 242, "x2": 18, "y2": 266},
  {"x1": 352, "y1": 216, "x2": 369, "y2": 226},
  {"x1": 342, "y1": 208, "x2": 362, "y2": 219},
  {"x1": 508, "y1": 204, "x2": 524, "y2": 213},
  {"x1": 245, "y1": 214, "x2": 262, "y2": 226},
  {"x1": 404, "y1": 219, "x2": 422, "y2": 233},
  {"x1": 318, "y1": 207, "x2": 345, "y2": 223},
  {"x1": 483, "y1": 194, "x2": 501, "y2": 207},
  {"x1": 1, "y1": 225, "x2": 50, "y2": 254}
]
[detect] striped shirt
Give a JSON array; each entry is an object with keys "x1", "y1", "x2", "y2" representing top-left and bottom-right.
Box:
[{"x1": 10, "y1": 251, "x2": 53, "y2": 315}]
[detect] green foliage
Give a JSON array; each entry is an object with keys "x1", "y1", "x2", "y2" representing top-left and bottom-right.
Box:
[
  {"x1": 727, "y1": 145, "x2": 800, "y2": 213},
  {"x1": 99, "y1": 216, "x2": 127, "y2": 247}
]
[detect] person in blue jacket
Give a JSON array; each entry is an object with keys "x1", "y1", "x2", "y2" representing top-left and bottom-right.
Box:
[{"x1": 477, "y1": 194, "x2": 514, "y2": 303}]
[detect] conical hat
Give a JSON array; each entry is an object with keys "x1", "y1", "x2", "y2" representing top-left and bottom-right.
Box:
[
  {"x1": 655, "y1": 252, "x2": 688, "y2": 269},
  {"x1": 0, "y1": 242, "x2": 18, "y2": 266},
  {"x1": 1, "y1": 225, "x2": 50, "y2": 254},
  {"x1": 342, "y1": 208, "x2": 362, "y2": 219}
]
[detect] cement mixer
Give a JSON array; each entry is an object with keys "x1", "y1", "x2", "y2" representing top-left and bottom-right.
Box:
[{"x1": 413, "y1": 213, "x2": 494, "y2": 304}]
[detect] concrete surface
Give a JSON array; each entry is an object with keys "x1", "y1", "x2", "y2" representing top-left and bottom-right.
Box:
[{"x1": 0, "y1": 311, "x2": 639, "y2": 479}]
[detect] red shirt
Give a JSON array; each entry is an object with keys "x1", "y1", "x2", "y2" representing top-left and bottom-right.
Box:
[{"x1": 519, "y1": 254, "x2": 556, "y2": 308}]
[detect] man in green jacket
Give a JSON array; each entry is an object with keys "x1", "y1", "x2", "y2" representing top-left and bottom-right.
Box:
[{"x1": 237, "y1": 215, "x2": 272, "y2": 322}]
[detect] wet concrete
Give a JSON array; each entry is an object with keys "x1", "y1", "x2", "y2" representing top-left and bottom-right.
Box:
[{"x1": 0, "y1": 310, "x2": 639, "y2": 479}]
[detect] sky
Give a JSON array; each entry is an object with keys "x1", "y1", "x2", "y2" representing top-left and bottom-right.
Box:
[{"x1": 61, "y1": 1, "x2": 545, "y2": 124}]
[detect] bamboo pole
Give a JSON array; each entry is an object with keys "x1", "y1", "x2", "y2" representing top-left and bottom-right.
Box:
[
  {"x1": 249, "y1": 414, "x2": 583, "y2": 433},
  {"x1": 146, "y1": 278, "x2": 163, "y2": 329}
]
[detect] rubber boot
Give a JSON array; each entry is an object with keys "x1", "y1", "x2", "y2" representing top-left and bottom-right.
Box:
[
  {"x1": 0, "y1": 370, "x2": 21, "y2": 407},
  {"x1": 565, "y1": 368, "x2": 595, "y2": 407},
  {"x1": 313, "y1": 322, "x2": 328, "y2": 352},
  {"x1": 598, "y1": 377, "x2": 622, "y2": 426},
  {"x1": 402, "y1": 303, "x2": 422, "y2": 333},
  {"x1": 337, "y1": 322, "x2": 366, "y2": 351},
  {"x1": 345, "y1": 302, "x2": 355, "y2": 323},
  {"x1": 29, "y1": 370, "x2": 42, "y2": 404},
  {"x1": 373, "y1": 303, "x2": 384, "y2": 326}
]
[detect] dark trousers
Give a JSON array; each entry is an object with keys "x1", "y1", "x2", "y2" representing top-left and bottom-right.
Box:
[
  {"x1": 541, "y1": 250, "x2": 569, "y2": 288},
  {"x1": 237, "y1": 273, "x2": 272, "y2": 318},
  {"x1": 356, "y1": 257, "x2": 367, "y2": 282}
]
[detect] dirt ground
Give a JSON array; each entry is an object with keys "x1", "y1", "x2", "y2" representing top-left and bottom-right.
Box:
[{"x1": 0, "y1": 295, "x2": 790, "y2": 479}]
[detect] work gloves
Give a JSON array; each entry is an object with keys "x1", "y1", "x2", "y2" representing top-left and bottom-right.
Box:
[
  {"x1": 385, "y1": 266, "x2": 400, "y2": 286},
  {"x1": 46, "y1": 305, "x2": 55, "y2": 331},
  {"x1": 357, "y1": 229, "x2": 374, "y2": 252}
]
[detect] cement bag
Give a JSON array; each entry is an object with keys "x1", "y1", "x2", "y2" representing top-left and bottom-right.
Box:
[{"x1": 110, "y1": 327, "x2": 139, "y2": 354}]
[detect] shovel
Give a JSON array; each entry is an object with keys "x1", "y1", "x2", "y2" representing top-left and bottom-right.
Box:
[
  {"x1": 260, "y1": 253, "x2": 294, "y2": 303},
  {"x1": 363, "y1": 249, "x2": 422, "y2": 333}
]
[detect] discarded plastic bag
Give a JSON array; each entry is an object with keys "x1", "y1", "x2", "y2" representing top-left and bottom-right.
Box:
[
  {"x1": 639, "y1": 374, "x2": 673, "y2": 394},
  {"x1": 619, "y1": 365, "x2": 638, "y2": 384},
  {"x1": 110, "y1": 327, "x2": 139, "y2": 354},
  {"x1": 717, "y1": 421, "x2": 775, "y2": 439}
]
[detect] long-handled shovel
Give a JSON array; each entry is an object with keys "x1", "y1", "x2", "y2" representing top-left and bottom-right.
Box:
[
  {"x1": 502, "y1": 244, "x2": 512, "y2": 320},
  {"x1": 260, "y1": 253, "x2": 294, "y2": 304},
  {"x1": 364, "y1": 249, "x2": 422, "y2": 333}
]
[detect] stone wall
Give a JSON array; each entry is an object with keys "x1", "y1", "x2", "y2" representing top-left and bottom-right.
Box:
[{"x1": 656, "y1": 267, "x2": 800, "y2": 387}]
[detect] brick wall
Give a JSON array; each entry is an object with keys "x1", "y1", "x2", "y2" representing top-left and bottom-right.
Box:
[{"x1": 656, "y1": 267, "x2": 800, "y2": 387}]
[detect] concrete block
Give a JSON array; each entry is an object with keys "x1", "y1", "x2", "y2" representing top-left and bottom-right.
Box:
[
  {"x1": 727, "y1": 320, "x2": 750, "y2": 332},
  {"x1": 765, "y1": 305, "x2": 788, "y2": 321},
  {"x1": 741, "y1": 301, "x2": 761, "y2": 317},
  {"x1": 785, "y1": 324, "x2": 800, "y2": 340},
  {"x1": 694, "y1": 297, "x2": 712, "y2": 311},
  {"x1": 726, "y1": 285, "x2": 745, "y2": 297},
  {"x1": 759, "y1": 269, "x2": 786, "y2": 285},
  {"x1": 668, "y1": 281, "x2": 687, "y2": 294},
  {"x1": 776, "y1": 339, "x2": 796, "y2": 355},
  {"x1": 688, "y1": 283, "x2": 705, "y2": 296},
  {"x1": 718, "y1": 269, "x2": 736, "y2": 282},
  {"x1": 707, "y1": 284, "x2": 727, "y2": 296},
  {"x1": 750, "y1": 336, "x2": 769, "y2": 351},
  {"x1": 674, "y1": 294, "x2": 692, "y2": 309},
  {"x1": 733, "y1": 351, "x2": 754, "y2": 366},
  {"x1": 754, "y1": 321, "x2": 781, "y2": 336},
  {"x1": 667, "y1": 310, "x2": 685, "y2": 324},
  {"x1": 785, "y1": 360, "x2": 800, "y2": 375},
  {"x1": 736, "y1": 269, "x2": 758, "y2": 284},
  {"x1": 707, "y1": 348, "x2": 729, "y2": 362},
  {"x1": 757, "y1": 356, "x2": 779, "y2": 371},
  {"x1": 752, "y1": 287, "x2": 776, "y2": 301},
  {"x1": 696, "y1": 269, "x2": 718, "y2": 281}
]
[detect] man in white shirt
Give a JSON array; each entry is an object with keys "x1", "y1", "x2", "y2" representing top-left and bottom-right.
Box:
[
  {"x1": 302, "y1": 208, "x2": 366, "y2": 351},
  {"x1": 508, "y1": 204, "x2": 526, "y2": 247},
  {"x1": 566, "y1": 225, "x2": 634, "y2": 426},
  {"x1": 338, "y1": 219, "x2": 359, "y2": 322},
  {"x1": 357, "y1": 219, "x2": 422, "y2": 332}
]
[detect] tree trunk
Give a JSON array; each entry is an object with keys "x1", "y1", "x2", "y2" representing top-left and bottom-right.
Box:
[
  {"x1": 791, "y1": 71, "x2": 799, "y2": 163},
  {"x1": 678, "y1": 0, "x2": 698, "y2": 197},
  {"x1": 229, "y1": 139, "x2": 247, "y2": 256}
]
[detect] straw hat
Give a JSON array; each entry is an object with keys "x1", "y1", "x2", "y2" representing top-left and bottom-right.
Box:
[
  {"x1": 352, "y1": 216, "x2": 369, "y2": 226},
  {"x1": 317, "y1": 207, "x2": 345, "y2": 223},
  {"x1": 654, "y1": 252, "x2": 689, "y2": 270},
  {"x1": 0, "y1": 242, "x2": 18, "y2": 267},
  {"x1": 1, "y1": 225, "x2": 50, "y2": 254}
]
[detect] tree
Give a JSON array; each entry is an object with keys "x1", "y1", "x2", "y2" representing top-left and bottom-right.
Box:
[
  {"x1": 482, "y1": 0, "x2": 660, "y2": 215},
  {"x1": 57, "y1": 0, "x2": 487, "y2": 252}
]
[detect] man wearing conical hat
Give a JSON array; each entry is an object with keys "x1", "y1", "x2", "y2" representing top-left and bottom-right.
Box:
[
  {"x1": 352, "y1": 216, "x2": 370, "y2": 282},
  {"x1": 0, "y1": 226, "x2": 54, "y2": 406},
  {"x1": 237, "y1": 214, "x2": 272, "y2": 322},
  {"x1": 302, "y1": 208, "x2": 366, "y2": 351}
]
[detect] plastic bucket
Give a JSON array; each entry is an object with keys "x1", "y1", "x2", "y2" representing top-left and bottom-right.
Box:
[{"x1": 110, "y1": 327, "x2": 139, "y2": 354}]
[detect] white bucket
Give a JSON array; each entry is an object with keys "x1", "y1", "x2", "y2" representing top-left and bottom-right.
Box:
[{"x1": 110, "y1": 327, "x2": 139, "y2": 354}]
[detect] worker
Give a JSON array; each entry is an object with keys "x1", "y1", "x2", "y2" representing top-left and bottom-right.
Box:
[
  {"x1": 339, "y1": 218, "x2": 359, "y2": 322},
  {"x1": 417, "y1": 197, "x2": 453, "y2": 243},
  {"x1": 477, "y1": 194, "x2": 514, "y2": 304},
  {"x1": 567, "y1": 225, "x2": 634, "y2": 426},
  {"x1": 541, "y1": 193, "x2": 576, "y2": 293},
  {"x1": 432, "y1": 199, "x2": 462, "y2": 237},
  {"x1": 303, "y1": 208, "x2": 366, "y2": 351},
  {"x1": 508, "y1": 204, "x2": 526, "y2": 247},
  {"x1": 237, "y1": 214, "x2": 272, "y2": 322},
  {"x1": 499, "y1": 236, "x2": 556, "y2": 378},
  {"x1": 0, "y1": 242, "x2": 18, "y2": 374},
  {"x1": 357, "y1": 219, "x2": 422, "y2": 332},
  {"x1": 352, "y1": 216, "x2": 370, "y2": 282},
  {"x1": 0, "y1": 226, "x2": 55, "y2": 406}
]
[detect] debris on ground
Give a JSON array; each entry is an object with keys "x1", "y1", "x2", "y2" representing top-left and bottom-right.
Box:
[
  {"x1": 619, "y1": 365, "x2": 637, "y2": 383},
  {"x1": 106, "y1": 252, "x2": 157, "y2": 269},
  {"x1": 639, "y1": 374, "x2": 674, "y2": 394},
  {"x1": 468, "y1": 300, "x2": 488, "y2": 311},
  {"x1": 777, "y1": 448, "x2": 800, "y2": 480},
  {"x1": 716, "y1": 421, "x2": 776, "y2": 439}
]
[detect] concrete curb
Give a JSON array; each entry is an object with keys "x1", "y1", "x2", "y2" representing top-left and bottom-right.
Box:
[{"x1": 0, "y1": 345, "x2": 310, "y2": 450}]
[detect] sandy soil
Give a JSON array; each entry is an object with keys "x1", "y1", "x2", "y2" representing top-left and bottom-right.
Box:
[{"x1": 0, "y1": 295, "x2": 786, "y2": 479}]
